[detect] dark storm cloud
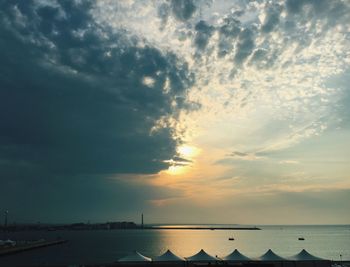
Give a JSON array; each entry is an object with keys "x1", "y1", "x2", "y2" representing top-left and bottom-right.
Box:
[
  {"x1": 0, "y1": 0, "x2": 194, "y2": 221},
  {"x1": 0, "y1": 0, "x2": 194, "y2": 175},
  {"x1": 0, "y1": 1, "x2": 195, "y2": 222}
]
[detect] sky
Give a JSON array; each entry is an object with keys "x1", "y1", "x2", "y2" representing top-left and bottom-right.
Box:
[{"x1": 0, "y1": 0, "x2": 349, "y2": 225}]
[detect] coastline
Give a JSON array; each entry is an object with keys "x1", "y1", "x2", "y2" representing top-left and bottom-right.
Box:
[{"x1": 146, "y1": 226, "x2": 261, "y2": 230}]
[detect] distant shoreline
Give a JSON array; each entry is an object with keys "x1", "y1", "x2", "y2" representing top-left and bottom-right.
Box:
[
  {"x1": 145, "y1": 226, "x2": 261, "y2": 230},
  {"x1": 0, "y1": 223, "x2": 261, "y2": 232}
]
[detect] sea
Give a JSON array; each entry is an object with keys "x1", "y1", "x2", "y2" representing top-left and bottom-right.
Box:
[{"x1": 0, "y1": 225, "x2": 349, "y2": 266}]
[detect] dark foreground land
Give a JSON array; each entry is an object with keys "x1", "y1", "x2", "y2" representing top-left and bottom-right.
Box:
[
  {"x1": 71, "y1": 261, "x2": 347, "y2": 267},
  {"x1": 0, "y1": 255, "x2": 345, "y2": 267},
  {"x1": 26, "y1": 261, "x2": 341, "y2": 267}
]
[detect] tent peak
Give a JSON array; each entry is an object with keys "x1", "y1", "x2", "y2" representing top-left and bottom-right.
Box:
[
  {"x1": 186, "y1": 249, "x2": 217, "y2": 262},
  {"x1": 289, "y1": 249, "x2": 325, "y2": 261},
  {"x1": 153, "y1": 249, "x2": 184, "y2": 262},
  {"x1": 258, "y1": 249, "x2": 285, "y2": 261},
  {"x1": 222, "y1": 249, "x2": 251, "y2": 261}
]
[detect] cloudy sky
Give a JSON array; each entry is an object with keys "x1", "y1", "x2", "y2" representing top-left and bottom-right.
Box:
[{"x1": 0, "y1": 0, "x2": 349, "y2": 225}]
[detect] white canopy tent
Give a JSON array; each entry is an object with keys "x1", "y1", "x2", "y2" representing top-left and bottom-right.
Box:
[
  {"x1": 153, "y1": 250, "x2": 185, "y2": 262},
  {"x1": 222, "y1": 249, "x2": 252, "y2": 261},
  {"x1": 289, "y1": 250, "x2": 325, "y2": 261},
  {"x1": 118, "y1": 251, "x2": 152, "y2": 262},
  {"x1": 257, "y1": 249, "x2": 286, "y2": 261},
  {"x1": 288, "y1": 250, "x2": 330, "y2": 267},
  {"x1": 186, "y1": 249, "x2": 218, "y2": 262}
]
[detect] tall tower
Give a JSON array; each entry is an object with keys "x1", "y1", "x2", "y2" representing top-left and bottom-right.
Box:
[
  {"x1": 4, "y1": 210, "x2": 8, "y2": 229},
  {"x1": 141, "y1": 213, "x2": 144, "y2": 229}
]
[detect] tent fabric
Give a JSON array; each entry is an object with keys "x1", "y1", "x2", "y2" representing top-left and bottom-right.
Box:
[
  {"x1": 186, "y1": 249, "x2": 218, "y2": 262},
  {"x1": 118, "y1": 251, "x2": 152, "y2": 262},
  {"x1": 153, "y1": 250, "x2": 185, "y2": 262},
  {"x1": 289, "y1": 249, "x2": 325, "y2": 261},
  {"x1": 222, "y1": 249, "x2": 252, "y2": 261},
  {"x1": 257, "y1": 249, "x2": 286, "y2": 261}
]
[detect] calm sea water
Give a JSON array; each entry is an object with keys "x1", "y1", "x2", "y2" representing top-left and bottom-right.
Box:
[{"x1": 0, "y1": 225, "x2": 349, "y2": 266}]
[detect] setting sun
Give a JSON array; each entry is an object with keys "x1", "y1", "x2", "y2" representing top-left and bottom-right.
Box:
[
  {"x1": 177, "y1": 145, "x2": 199, "y2": 158},
  {"x1": 163, "y1": 145, "x2": 199, "y2": 175}
]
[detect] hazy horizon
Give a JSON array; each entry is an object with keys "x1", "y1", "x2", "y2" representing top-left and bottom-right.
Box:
[
  {"x1": 0, "y1": 0, "x2": 349, "y2": 225},
  {"x1": 3, "y1": 219, "x2": 350, "y2": 227}
]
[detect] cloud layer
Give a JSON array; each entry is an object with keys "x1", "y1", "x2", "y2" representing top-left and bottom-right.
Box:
[
  {"x1": 0, "y1": 0, "x2": 349, "y2": 223},
  {"x1": 0, "y1": 0, "x2": 196, "y2": 176}
]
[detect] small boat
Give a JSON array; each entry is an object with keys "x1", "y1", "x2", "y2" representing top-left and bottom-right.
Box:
[
  {"x1": 228, "y1": 237, "x2": 234, "y2": 241},
  {"x1": 298, "y1": 237, "x2": 305, "y2": 240}
]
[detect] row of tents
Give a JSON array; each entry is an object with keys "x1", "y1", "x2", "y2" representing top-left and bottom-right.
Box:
[{"x1": 118, "y1": 249, "x2": 328, "y2": 262}]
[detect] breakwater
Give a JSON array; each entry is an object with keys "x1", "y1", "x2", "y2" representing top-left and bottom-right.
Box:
[{"x1": 146, "y1": 226, "x2": 261, "y2": 230}]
